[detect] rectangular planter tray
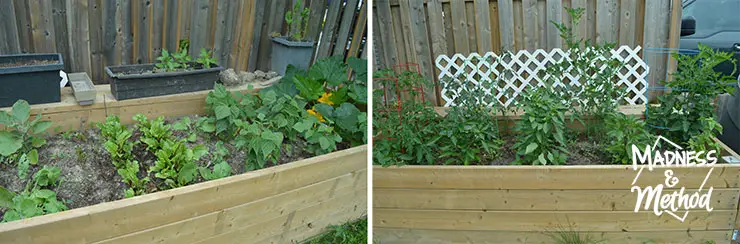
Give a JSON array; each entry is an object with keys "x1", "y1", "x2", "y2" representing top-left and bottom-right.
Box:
[
  {"x1": 105, "y1": 63, "x2": 224, "y2": 100},
  {"x1": 0, "y1": 54, "x2": 63, "y2": 107},
  {"x1": 374, "y1": 105, "x2": 740, "y2": 243}
]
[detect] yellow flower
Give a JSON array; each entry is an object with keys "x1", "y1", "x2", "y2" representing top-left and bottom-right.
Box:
[
  {"x1": 307, "y1": 107, "x2": 325, "y2": 122},
  {"x1": 317, "y1": 92, "x2": 334, "y2": 105}
]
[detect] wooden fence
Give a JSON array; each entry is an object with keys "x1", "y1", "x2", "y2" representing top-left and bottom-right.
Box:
[
  {"x1": 0, "y1": 0, "x2": 367, "y2": 83},
  {"x1": 373, "y1": 0, "x2": 682, "y2": 105}
]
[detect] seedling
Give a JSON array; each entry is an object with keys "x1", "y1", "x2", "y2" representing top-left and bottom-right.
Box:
[
  {"x1": 195, "y1": 48, "x2": 217, "y2": 69},
  {"x1": 284, "y1": 0, "x2": 310, "y2": 41}
]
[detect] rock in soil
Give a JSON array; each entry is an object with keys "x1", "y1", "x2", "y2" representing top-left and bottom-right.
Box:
[
  {"x1": 219, "y1": 68, "x2": 241, "y2": 86},
  {"x1": 253, "y1": 70, "x2": 266, "y2": 79},
  {"x1": 238, "y1": 71, "x2": 256, "y2": 83}
]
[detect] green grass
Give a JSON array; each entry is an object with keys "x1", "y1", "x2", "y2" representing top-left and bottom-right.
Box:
[{"x1": 303, "y1": 218, "x2": 367, "y2": 244}]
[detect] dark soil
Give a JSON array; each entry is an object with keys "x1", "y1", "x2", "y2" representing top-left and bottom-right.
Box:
[
  {"x1": 486, "y1": 135, "x2": 611, "y2": 165},
  {"x1": 116, "y1": 63, "x2": 208, "y2": 76},
  {"x1": 0, "y1": 114, "x2": 333, "y2": 214},
  {"x1": 0, "y1": 60, "x2": 59, "y2": 68}
]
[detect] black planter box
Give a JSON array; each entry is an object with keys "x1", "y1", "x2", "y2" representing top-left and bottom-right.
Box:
[
  {"x1": 0, "y1": 54, "x2": 63, "y2": 107},
  {"x1": 105, "y1": 63, "x2": 224, "y2": 100}
]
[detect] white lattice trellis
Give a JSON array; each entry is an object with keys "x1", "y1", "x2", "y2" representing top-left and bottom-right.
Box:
[{"x1": 436, "y1": 45, "x2": 649, "y2": 107}]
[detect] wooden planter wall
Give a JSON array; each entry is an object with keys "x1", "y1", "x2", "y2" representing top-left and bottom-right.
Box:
[
  {"x1": 374, "y1": 106, "x2": 740, "y2": 243},
  {"x1": 0, "y1": 84, "x2": 368, "y2": 244}
]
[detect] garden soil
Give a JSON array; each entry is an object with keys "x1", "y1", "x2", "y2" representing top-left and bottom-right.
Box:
[
  {"x1": 488, "y1": 135, "x2": 611, "y2": 165},
  {"x1": 0, "y1": 114, "x2": 332, "y2": 214}
]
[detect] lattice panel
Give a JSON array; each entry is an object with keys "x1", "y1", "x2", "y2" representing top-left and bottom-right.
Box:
[{"x1": 436, "y1": 45, "x2": 649, "y2": 107}]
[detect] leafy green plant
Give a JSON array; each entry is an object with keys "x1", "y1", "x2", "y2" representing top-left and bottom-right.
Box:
[
  {"x1": 155, "y1": 49, "x2": 182, "y2": 72},
  {"x1": 172, "y1": 117, "x2": 198, "y2": 142},
  {"x1": 98, "y1": 116, "x2": 137, "y2": 169},
  {"x1": 0, "y1": 100, "x2": 50, "y2": 163},
  {"x1": 133, "y1": 114, "x2": 174, "y2": 153},
  {"x1": 0, "y1": 100, "x2": 51, "y2": 178},
  {"x1": 314, "y1": 103, "x2": 366, "y2": 146},
  {"x1": 547, "y1": 7, "x2": 625, "y2": 136},
  {"x1": 118, "y1": 160, "x2": 150, "y2": 198},
  {"x1": 195, "y1": 48, "x2": 217, "y2": 69},
  {"x1": 233, "y1": 120, "x2": 283, "y2": 171},
  {"x1": 373, "y1": 101, "x2": 441, "y2": 166},
  {"x1": 284, "y1": 0, "x2": 310, "y2": 41},
  {"x1": 155, "y1": 47, "x2": 193, "y2": 72},
  {"x1": 172, "y1": 48, "x2": 192, "y2": 69},
  {"x1": 688, "y1": 117, "x2": 723, "y2": 153},
  {"x1": 647, "y1": 43, "x2": 736, "y2": 145},
  {"x1": 98, "y1": 115, "x2": 150, "y2": 196},
  {"x1": 205, "y1": 83, "x2": 254, "y2": 138},
  {"x1": 198, "y1": 141, "x2": 232, "y2": 181},
  {"x1": 56, "y1": 126, "x2": 74, "y2": 140},
  {"x1": 149, "y1": 139, "x2": 207, "y2": 189},
  {"x1": 293, "y1": 117, "x2": 342, "y2": 155},
  {"x1": 0, "y1": 166, "x2": 67, "y2": 222},
  {"x1": 75, "y1": 146, "x2": 86, "y2": 161},
  {"x1": 252, "y1": 90, "x2": 306, "y2": 140},
  {"x1": 604, "y1": 113, "x2": 655, "y2": 164},
  {"x1": 436, "y1": 70, "x2": 503, "y2": 165},
  {"x1": 513, "y1": 83, "x2": 569, "y2": 165}
]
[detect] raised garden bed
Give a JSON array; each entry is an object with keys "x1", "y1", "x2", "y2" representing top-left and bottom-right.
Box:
[
  {"x1": 373, "y1": 106, "x2": 740, "y2": 243},
  {"x1": 0, "y1": 54, "x2": 63, "y2": 107},
  {"x1": 0, "y1": 62, "x2": 368, "y2": 243},
  {"x1": 373, "y1": 10, "x2": 740, "y2": 240}
]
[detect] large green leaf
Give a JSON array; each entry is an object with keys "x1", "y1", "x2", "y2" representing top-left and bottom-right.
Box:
[
  {"x1": 348, "y1": 84, "x2": 367, "y2": 104},
  {"x1": 31, "y1": 121, "x2": 52, "y2": 134},
  {"x1": 11, "y1": 100, "x2": 30, "y2": 123},
  {"x1": 333, "y1": 103, "x2": 361, "y2": 132},
  {"x1": 214, "y1": 105, "x2": 231, "y2": 120},
  {"x1": 328, "y1": 87, "x2": 349, "y2": 105},
  {"x1": 0, "y1": 111, "x2": 12, "y2": 126},
  {"x1": 293, "y1": 76, "x2": 324, "y2": 101},
  {"x1": 347, "y1": 57, "x2": 367, "y2": 84},
  {"x1": 178, "y1": 162, "x2": 198, "y2": 185},
  {"x1": 0, "y1": 131, "x2": 22, "y2": 156},
  {"x1": 212, "y1": 161, "x2": 232, "y2": 179},
  {"x1": 0, "y1": 186, "x2": 15, "y2": 209},
  {"x1": 309, "y1": 56, "x2": 346, "y2": 86},
  {"x1": 313, "y1": 104, "x2": 335, "y2": 121}
]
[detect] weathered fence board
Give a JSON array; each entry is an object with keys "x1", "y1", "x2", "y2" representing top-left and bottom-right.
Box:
[{"x1": 0, "y1": 0, "x2": 366, "y2": 83}]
